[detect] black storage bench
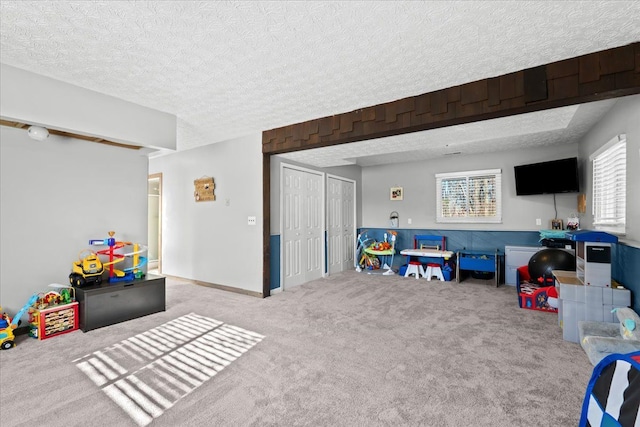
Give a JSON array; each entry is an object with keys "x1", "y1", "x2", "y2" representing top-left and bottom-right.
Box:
[{"x1": 74, "y1": 274, "x2": 166, "y2": 332}]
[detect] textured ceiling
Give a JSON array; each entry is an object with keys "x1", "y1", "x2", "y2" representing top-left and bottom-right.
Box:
[{"x1": 1, "y1": 1, "x2": 639, "y2": 163}]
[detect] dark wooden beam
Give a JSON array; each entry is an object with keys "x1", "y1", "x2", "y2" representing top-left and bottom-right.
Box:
[
  {"x1": 262, "y1": 153, "x2": 271, "y2": 298},
  {"x1": 262, "y1": 42, "x2": 640, "y2": 155},
  {"x1": 0, "y1": 119, "x2": 141, "y2": 150}
]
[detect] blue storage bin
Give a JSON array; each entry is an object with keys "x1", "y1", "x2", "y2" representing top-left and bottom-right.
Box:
[
  {"x1": 459, "y1": 256, "x2": 494, "y2": 272},
  {"x1": 398, "y1": 264, "x2": 408, "y2": 276}
]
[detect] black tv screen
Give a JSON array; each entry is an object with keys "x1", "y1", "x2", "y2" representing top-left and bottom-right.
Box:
[{"x1": 514, "y1": 157, "x2": 579, "y2": 195}]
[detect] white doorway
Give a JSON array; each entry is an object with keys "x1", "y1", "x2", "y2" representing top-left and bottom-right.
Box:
[
  {"x1": 327, "y1": 175, "x2": 356, "y2": 275},
  {"x1": 148, "y1": 173, "x2": 162, "y2": 274},
  {"x1": 281, "y1": 164, "x2": 324, "y2": 290}
]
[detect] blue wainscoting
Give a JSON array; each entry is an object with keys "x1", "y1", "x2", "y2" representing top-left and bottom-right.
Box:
[
  {"x1": 269, "y1": 235, "x2": 280, "y2": 291},
  {"x1": 612, "y1": 243, "x2": 640, "y2": 313},
  {"x1": 270, "y1": 230, "x2": 640, "y2": 312},
  {"x1": 360, "y1": 228, "x2": 542, "y2": 267}
]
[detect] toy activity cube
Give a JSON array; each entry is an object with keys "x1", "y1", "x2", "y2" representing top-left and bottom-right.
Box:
[{"x1": 29, "y1": 301, "x2": 79, "y2": 340}]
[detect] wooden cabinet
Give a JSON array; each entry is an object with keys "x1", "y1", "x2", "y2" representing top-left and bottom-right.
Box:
[{"x1": 75, "y1": 275, "x2": 166, "y2": 332}]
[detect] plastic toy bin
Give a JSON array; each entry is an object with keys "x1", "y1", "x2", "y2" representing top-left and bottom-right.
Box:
[
  {"x1": 456, "y1": 249, "x2": 502, "y2": 287},
  {"x1": 459, "y1": 256, "x2": 494, "y2": 272}
]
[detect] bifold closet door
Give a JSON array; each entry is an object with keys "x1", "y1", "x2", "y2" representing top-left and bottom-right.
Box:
[
  {"x1": 283, "y1": 167, "x2": 322, "y2": 289},
  {"x1": 327, "y1": 176, "x2": 355, "y2": 275}
]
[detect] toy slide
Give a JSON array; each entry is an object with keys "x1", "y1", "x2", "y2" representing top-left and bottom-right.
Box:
[
  {"x1": 120, "y1": 244, "x2": 148, "y2": 273},
  {"x1": 89, "y1": 232, "x2": 148, "y2": 282}
]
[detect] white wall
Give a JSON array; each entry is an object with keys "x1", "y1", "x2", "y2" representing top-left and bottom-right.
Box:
[
  {"x1": 0, "y1": 63, "x2": 177, "y2": 150},
  {"x1": 578, "y1": 94, "x2": 640, "y2": 245},
  {"x1": 0, "y1": 126, "x2": 148, "y2": 319},
  {"x1": 149, "y1": 134, "x2": 264, "y2": 293},
  {"x1": 361, "y1": 143, "x2": 581, "y2": 230}
]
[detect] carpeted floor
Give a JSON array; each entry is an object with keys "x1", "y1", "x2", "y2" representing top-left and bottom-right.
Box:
[{"x1": 0, "y1": 271, "x2": 592, "y2": 426}]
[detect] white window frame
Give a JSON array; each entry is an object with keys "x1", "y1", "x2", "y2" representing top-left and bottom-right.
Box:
[
  {"x1": 435, "y1": 168, "x2": 502, "y2": 223},
  {"x1": 591, "y1": 134, "x2": 626, "y2": 235}
]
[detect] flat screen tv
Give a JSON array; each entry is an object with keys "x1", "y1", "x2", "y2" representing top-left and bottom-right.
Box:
[{"x1": 514, "y1": 157, "x2": 579, "y2": 195}]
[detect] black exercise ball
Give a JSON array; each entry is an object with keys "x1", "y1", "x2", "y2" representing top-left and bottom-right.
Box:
[{"x1": 528, "y1": 249, "x2": 576, "y2": 282}]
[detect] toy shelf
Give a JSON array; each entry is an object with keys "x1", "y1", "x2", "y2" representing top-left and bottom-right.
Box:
[{"x1": 456, "y1": 249, "x2": 503, "y2": 287}]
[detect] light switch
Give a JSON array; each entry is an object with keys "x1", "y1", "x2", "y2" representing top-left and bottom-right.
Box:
[{"x1": 248, "y1": 216, "x2": 256, "y2": 225}]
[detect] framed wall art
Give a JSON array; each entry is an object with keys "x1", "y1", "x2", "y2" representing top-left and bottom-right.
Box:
[{"x1": 390, "y1": 187, "x2": 403, "y2": 201}]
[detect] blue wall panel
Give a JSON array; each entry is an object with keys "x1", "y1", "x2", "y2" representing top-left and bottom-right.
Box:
[
  {"x1": 612, "y1": 243, "x2": 640, "y2": 313},
  {"x1": 360, "y1": 228, "x2": 541, "y2": 268},
  {"x1": 269, "y1": 235, "x2": 280, "y2": 290},
  {"x1": 271, "y1": 230, "x2": 640, "y2": 312}
]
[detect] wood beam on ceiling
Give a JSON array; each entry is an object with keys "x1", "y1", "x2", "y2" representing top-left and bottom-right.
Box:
[
  {"x1": 0, "y1": 119, "x2": 142, "y2": 150},
  {"x1": 262, "y1": 42, "x2": 640, "y2": 155}
]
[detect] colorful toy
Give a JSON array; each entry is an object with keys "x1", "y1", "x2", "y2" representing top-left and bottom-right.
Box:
[
  {"x1": 362, "y1": 231, "x2": 397, "y2": 275},
  {"x1": 516, "y1": 265, "x2": 558, "y2": 313},
  {"x1": 70, "y1": 231, "x2": 148, "y2": 286},
  {"x1": 28, "y1": 300, "x2": 78, "y2": 340},
  {"x1": 355, "y1": 230, "x2": 375, "y2": 272},
  {"x1": 69, "y1": 249, "x2": 118, "y2": 287},
  {"x1": 0, "y1": 294, "x2": 39, "y2": 350}
]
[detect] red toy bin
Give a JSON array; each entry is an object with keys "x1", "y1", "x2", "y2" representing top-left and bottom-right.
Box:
[{"x1": 29, "y1": 301, "x2": 79, "y2": 340}]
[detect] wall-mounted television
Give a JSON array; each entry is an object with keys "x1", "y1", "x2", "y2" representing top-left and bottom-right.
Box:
[{"x1": 514, "y1": 157, "x2": 579, "y2": 196}]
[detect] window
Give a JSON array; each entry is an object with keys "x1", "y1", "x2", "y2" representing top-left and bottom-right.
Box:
[
  {"x1": 592, "y1": 134, "x2": 626, "y2": 234},
  {"x1": 436, "y1": 169, "x2": 502, "y2": 223}
]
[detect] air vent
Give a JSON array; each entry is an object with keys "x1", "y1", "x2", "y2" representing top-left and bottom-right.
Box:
[{"x1": 444, "y1": 151, "x2": 462, "y2": 156}]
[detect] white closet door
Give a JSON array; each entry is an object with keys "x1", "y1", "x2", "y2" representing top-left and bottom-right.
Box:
[
  {"x1": 283, "y1": 168, "x2": 304, "y2": 288},
  {"x1": 327, "y1": 177, "x2": 343, "y2": 275},
  {"x1": 304, "y1": 171, "x2": 323, "y2": 282},
  {"x1": 282, "y1": 166, "x2": 323, "y2": 289},
  {"x1": 340, "y1": 179, "x2": 355, "y2": 272},
  {"x1": 327, "y1": 176, "x2": 355, "y2": 275}
]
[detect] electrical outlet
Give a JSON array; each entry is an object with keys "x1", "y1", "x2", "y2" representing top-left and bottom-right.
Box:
[
  {"x1": 408, "y1": 218, "x2": 412, "y2": 224},
  {"x1": 536, "y1": 218, "x2": 542, "y2": 226},
  {"x1": 248, "y1": 216, "x2": 256, "y2": 226}
]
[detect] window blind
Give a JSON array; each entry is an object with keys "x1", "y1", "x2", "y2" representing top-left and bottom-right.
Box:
[
  {"x1": 436, "y1": 169, "x2": 502, "y2": 223},
  {"x1": 592, "y1": 134, "x2": 626, "y2": 234}
]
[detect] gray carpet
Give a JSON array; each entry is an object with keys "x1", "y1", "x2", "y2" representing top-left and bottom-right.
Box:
[{"x1": 0, "y1": 272, "x2": 592, "y2": 426}]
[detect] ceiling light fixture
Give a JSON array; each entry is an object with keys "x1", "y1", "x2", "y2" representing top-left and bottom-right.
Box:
[{"x1": 27, "y1": 125, "x2": 49, "y2": 141}]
